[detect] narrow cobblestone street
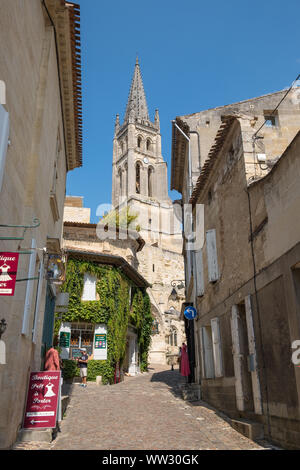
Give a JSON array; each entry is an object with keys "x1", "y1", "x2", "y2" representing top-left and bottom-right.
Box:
[{"x1": 30, "y1": 365, "x2": 269, "y2": 451}]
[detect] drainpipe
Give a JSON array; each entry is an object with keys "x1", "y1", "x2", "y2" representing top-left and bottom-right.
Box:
[
  {"x1": 172, "y1": 120, "x2": 197, "y2": 384},
  {"x1": 246, "y1": 185, "x2": 271, "y2": 438}
]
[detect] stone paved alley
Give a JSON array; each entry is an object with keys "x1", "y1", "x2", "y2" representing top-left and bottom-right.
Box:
[{"x1": 13, "y1": 365, "x2": 274, "y2": 451}]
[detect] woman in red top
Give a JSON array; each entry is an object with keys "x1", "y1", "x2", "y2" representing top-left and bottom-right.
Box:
[
  {"x1": 44, "y1": 346, "x2": 60, "y2": 371},
  {"x1": 180, "y1": 343, "x2": 190, "y2": 381}
]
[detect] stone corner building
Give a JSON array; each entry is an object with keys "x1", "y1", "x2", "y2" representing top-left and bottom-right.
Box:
[
  {"x1": 112, "y1": 59, "x2": 186, "y2": 364},
  {"x1": 0, "y1": 0, "x2": 82, "y2": 449},
  {"x1": 171, "y1": 89, "x2": 300, "y2": 448},
  {"x1": 61, "y1": 197, "x2": 151, "y2": 377}
]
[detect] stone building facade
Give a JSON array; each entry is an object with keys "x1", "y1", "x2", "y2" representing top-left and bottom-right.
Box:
[
  {"x1": 62, "y1": 197, "x2": 150, "y2": 376},
  {"x1": 112, "y1": 59, "x2": 186, "y2": 364},
  {"x1": 63, "y1": 196, "x2": 146, "y2": 272},
  {"x1": 0, "y1": 0, "x2": 82, "y2": 449},
  {"x1": 171, "y1": 89, "x2": 300, "y2": 448}
]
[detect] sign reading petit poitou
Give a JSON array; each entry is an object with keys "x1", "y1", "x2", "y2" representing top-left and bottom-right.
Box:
[
  {"x1": 0, "y1": 252, "x2": 19, "y2": 296},
  {"x1": 23, "y1": 371, "x2": 61, "y2": 429}
]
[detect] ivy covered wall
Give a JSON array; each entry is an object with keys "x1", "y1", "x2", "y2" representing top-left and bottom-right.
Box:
[{"x1": 55, "y1": 258, "x2": 153, "y2": 383}]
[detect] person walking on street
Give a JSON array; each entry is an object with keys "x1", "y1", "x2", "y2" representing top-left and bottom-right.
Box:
[
  {"x1": 77, "y1": 348, "x2": 89, "y2": 387},
  {"x1": 44, "y1": 345, "x2": 60, "y2": 371},
  {"x1": 180, "y1": 343, "x2": 190, "y2": 382}
]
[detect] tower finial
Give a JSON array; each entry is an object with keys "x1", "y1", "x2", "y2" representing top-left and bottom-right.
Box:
[
  {"x1": 136, "y1": 55, "x2": 139, "y2": 66},
  {"x1": 124, "y1": 57, "x2": 149, "y2": 123}
]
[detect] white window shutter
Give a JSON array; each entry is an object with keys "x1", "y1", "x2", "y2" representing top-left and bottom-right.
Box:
[
  {"x1": 194, "y1": 249, "x2": 204, "y2": 296},
  {"x1": 211, "y1": 317, "x2": 224, "y2": 377},
  {"x1": 185, "y1": 251, "x2": 191, "y2": 288},
  {"x1": 199, "y1": 327, "x2": 206, "y2": 378},
  {"x1": 202, "y1": 326, "x2": 215, "y2": 379},
  {"x1": 206, "y1": 229, "x2": 219, "y2": 283},
  {"x1": 231, "y1": 305, "x2": 245, "y2": 411},
  {"x1": 0, "y1": 340, "x2": 6, "y2": 364},
  {"x1": 82, "y1": 273, "x2": 97, "y2": 301},
  {"x1": 22, "y1": 239, "x2": 37, "y2": 336},
  {"x1": 0, "y1": 104, "x2": 9, "y2": 191},
  {"x1": 245, "y1": 295, "x2": 263, "y2": 414},
  {"x1": 32, "y1": 259, "x2": 45, "y2": 344}
]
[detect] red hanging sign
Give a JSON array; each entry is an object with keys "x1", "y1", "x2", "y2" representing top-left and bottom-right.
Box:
[
  {"x1": 23, "y1": 371, "x2": 61, "y2": 429},
  {"x1": 0, "y1": 252, "x2": 19, "y2": 296}
]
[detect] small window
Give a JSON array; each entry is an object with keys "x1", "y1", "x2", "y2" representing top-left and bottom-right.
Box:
[
  {"x1": 146, "y1": 139, "x2": 151, "y2": 151},
  {"x1": 168, "y1": 329, "x2": 178, "y2": 347},
  {"x1": 207, "y1": 190, "x2": 212, "y2": 204},
  {"x1": 264, "y1": 113, "x2": 277, "y2": 128},
  {"x1": 205, "y1": 120, "x2": 210, "y2": 127},
  {"x1": 136, "y1": 162, "x2": 141, "y2": 194},
  {"x1": 82, "y1": 273, "x2": 97, "y2": 301},
  {"x1": 137, "y1": 136, "x2": 142, "y2": 148}
]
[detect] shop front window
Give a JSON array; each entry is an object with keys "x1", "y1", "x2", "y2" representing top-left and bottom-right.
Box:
[{"x1": 70, "y1": 323, "x2": 94, "y2": 359}]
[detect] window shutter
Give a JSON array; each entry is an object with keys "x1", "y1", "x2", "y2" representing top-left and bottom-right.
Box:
[
  {"x1": 231, "y1": 305, "x2": 245, "y2": 411},
  {"x1": 202, "y1": 326, "x2": 215, "y2": 379},
  {"x1": 0, "y1": 340, "x2": 6, "y2": 365},
  {"x1": 32, "y1": 259, "x2": 45, "y2": 344},
  {"x1": 245, "y1": 295, "x2": 263, "y2": 414},
  {"x1": 211, "y1": 317, "x2": 224, "y2": 377},
  {"x1": 82, "y1": 273, "x2": 97, "y2": 301},
  {"x1": 194, "y1": 249, "x2": 204, "y2": 296},
  {"x1": 206, "y1": 229, "x2": 219, "y2": 282},
  {"x1": 22, "y1": 239, "x2": 37, "y2": 336},
  {"x1": 185, "y1": 251, "x2": 191, "y2": 288},
  {"x1": 0, "y1": 104, "x2": 9, "y2": 191},
  {"x1": 199, "y1": 327, "x2": 206, "y2": 378}
]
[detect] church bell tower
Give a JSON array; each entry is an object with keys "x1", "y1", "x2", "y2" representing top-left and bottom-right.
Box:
[
  {"x1": 111, "y1": 59, "x2": 185, "y2": 366},
  {"x1": 112, "y1": 57, "x2": 170, "y2": 214}
]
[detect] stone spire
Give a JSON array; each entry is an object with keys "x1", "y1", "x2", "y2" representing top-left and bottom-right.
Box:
[{"x1": 124, "y1": 57, "x2": 150, "y2": 123}]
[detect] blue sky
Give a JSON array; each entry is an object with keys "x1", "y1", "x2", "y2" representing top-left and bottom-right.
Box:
[{"x1": 67, "y1": 0, "x2": 300, "y2": 222}]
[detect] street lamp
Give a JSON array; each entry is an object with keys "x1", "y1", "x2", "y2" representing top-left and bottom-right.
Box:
[
  {"x1": 171, "y1": 280, "x2": 185, "y2": 289},
  {"x1": 170, "y1": 288, "x2": 178, "y2": 301},
  {"x1": 170, "y1": 280, "x2": 185, "y2": 301}
]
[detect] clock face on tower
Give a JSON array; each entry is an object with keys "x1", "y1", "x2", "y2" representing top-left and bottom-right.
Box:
[{"x1": 143, "y1": 157, "x2": 149, "y2": 164}]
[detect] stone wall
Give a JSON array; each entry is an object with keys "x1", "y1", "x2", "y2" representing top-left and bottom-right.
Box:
[
  {"x1": 191, "y1": 123, "x2": 300, "y2": 448},
  {"x1": 0, "y1": 0, "x2": 80, "y2": 449}
]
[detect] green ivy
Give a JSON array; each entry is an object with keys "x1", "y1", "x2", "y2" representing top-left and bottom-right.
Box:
[
  {"x1": 61, "y1": 359, "x2": 114, "y2": 385},
  {"x1": 55, "y1": 258, "x2": 152, "y2": 383}
]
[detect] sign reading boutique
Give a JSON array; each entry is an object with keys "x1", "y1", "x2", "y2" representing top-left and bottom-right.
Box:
[
  {"x1": 23, "y1": 371, "x2": 61, "y2": 429},
  {"x1": 0, "y1": 252, "x2": 19, "y2": 296}
]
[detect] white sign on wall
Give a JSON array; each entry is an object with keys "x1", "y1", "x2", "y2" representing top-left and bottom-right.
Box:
[
  {"x1": 93, "y1": 324, "x2": 107, "y2": 360},
  {"x1": 59, "y1": 322, "x2": 71, "y2": 359}
]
